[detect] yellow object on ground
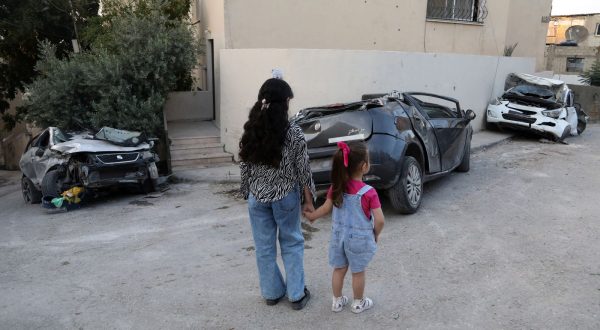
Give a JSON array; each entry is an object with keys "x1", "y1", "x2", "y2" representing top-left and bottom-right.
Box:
[{"x1": 61, "y1": 186, "x2": 85, "y2": 204}]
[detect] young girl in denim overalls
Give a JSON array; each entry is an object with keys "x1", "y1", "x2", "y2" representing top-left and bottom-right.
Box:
[{"x1": 304, "y1": 141, "x2": 385, "y2": 314}]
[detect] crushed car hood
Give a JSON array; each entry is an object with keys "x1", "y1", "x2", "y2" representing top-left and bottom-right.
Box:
[
  {"x1": 51, "y1": 133, "x2": 150, "y2": 154},
  {"x1": 504, "y1": 73, "x2": 568, "y2": 101}
]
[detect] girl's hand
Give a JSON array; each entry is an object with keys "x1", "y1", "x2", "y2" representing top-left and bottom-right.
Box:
[
  {"x1": 303, "y1": 210, "x2": 317, "y2": 222},
  {"x1": 302, "y1": 202, "x2": 315, "y2": 214}
]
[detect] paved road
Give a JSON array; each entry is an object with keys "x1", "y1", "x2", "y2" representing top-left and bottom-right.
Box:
[{"x1": 1, "y1": 126, "x2": 599, "y2": 329}]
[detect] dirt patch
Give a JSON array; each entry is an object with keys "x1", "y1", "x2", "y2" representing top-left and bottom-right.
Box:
[{"x1": 301, "y1": 222, "x2": 319, "y2": 233}]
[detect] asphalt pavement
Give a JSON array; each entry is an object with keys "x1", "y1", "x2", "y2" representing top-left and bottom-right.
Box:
[{"x1": 1, "y1": 127, "x2": 599, "y2": 329}]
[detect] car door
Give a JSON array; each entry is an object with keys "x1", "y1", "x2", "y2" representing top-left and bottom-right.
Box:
[
  {"x1": 402, "y1": 94, "x2": 442, "y2": 174},
  {"x1": 406, "y1": 93, "x2": 468, "y2": 172},
  {"x1": 29, "y1": 130, "x2": 52, "y2": 186}
]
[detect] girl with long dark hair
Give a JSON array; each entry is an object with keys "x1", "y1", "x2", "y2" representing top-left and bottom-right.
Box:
[
  {"x1": 304, "y1": 141, "x2": 385, "y2": 314},
  {"x1": 239, "y1": 78, "x2": 315, "y2": 310}
]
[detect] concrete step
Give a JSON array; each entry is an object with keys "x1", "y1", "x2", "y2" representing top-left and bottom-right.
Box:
[
  {"x1": 170, "y1": 145, "x2": 225, "y2": 157},
  {"x1": 170, "y1": 136, "x2": 220, "y2": 146},
  {"x1": 172, "y1": 163, "x2": 237, "y2": 172},
  {"x1": 171, "y1": 153, "x2": 234, "y2": 167},
  {"x1": 171, "y1": 151, "x2": 232, "y2": 162},
  {"x1": 170, "y1": 142, "x2": 224, "y2": 151}
]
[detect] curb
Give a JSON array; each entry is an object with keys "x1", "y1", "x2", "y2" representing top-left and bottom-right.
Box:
[
  {"x1": 471, "y1": 134, "x2": 514, "y2": 153},
  {"x1": 171, "y1": 134, "x2": 514, "y2": 185}
]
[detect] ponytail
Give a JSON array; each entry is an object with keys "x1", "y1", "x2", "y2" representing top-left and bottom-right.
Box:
[{"x1": 330, "y1": 141, "x2": 369, "y2": 207}]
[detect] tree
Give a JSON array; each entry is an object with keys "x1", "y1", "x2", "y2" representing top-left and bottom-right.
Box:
[
  {"x1": 0, "y1": 0, "x2": 100, "y2": 114},
  {"x1": 19, "y1": 6, "x2": 198, "y2": 134},
  {"x1": 579, "y1": 59, "x2": 600, "y2": 87}
]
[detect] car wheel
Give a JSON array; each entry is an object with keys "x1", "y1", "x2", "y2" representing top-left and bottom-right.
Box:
[
  {"x1": 388, "y1": 156, "x2": 422, "y2": 214},
  {"x1": 577, "y1": 118, "x2": 587, "y2": 135},
  {"x1": 22, "y1": 176, "x2": 42, "y2": 204},
  {"x1": 41, "y1": 169, "x2": 64, "y2": 197},
  {"x1": 456, "y1": 141, "x2": 470, "y2": 172}
]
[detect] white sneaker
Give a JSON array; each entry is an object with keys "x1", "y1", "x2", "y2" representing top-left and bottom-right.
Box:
[
  {"x1": 351, "y1": 297, "x2": 373, "y2": 314},
  {"x1": 331, "y1": 295, "x2": 349, "y2": 312}
]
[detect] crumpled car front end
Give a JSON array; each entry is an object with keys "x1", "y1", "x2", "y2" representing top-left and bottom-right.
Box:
[
  {"x1": 487, "y1": 99, "x2": 572, "y2": 140},
  {"x1": 487, "y1": 73, "x2": 586, "y2": 141},
  {"x1": 76, "y1": 150, "x2": 158, "y2": 189}
]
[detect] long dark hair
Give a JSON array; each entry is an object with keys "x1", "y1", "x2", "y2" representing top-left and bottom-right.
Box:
[
  {"x1": 239, "y1": 78, "x2": 294, "y2": 167},
  {"x1": 331, "y1": 141, "x2": 369, "y2": 208}
]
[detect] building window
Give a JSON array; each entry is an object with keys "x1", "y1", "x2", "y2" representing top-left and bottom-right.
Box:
[
  {"x1": 566, "y1": 58, "x2": 584, "y2": 73},
  {"x1": 595, "y1": 23, "x2": 600, "y2": 36},
  {"x1": 426, "y1": 0, "x2": 488, "y2": 23}
]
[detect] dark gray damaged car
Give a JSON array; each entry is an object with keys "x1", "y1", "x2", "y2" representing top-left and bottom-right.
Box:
[{"x1": 293, "y1": 92, "x2": 476, "y2": 214}]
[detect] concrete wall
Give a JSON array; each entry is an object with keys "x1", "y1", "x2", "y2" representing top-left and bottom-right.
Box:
[
  {"x1": 0, "y1": 95, "x2": 32, "y2": 170},
  {"x1": 219, "y1": 49, "x2": 535, "y2": 158},
  {"x1": 570, "y1": 85, "x2": 600, "y2": 122},
  {"x1": 163, "y1": 91, "x2": 213, "y2": 122}
]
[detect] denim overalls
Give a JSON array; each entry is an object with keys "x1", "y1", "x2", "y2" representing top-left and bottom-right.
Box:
[{"x1": 329, "y1": 185, "x2": 378, "y2": 273}]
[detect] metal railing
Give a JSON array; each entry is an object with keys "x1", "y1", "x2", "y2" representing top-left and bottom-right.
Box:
[{"x1": 426, "y1": 0, "x2": 488, "y2": 23}]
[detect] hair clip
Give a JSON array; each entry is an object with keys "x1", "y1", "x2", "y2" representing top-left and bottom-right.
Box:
[
  {"x1": 261, "y1": 98, "x2": 270, "y2": 110},
  {"x1": 337, "y1": 142, "x2": 350, "y2": 167}
]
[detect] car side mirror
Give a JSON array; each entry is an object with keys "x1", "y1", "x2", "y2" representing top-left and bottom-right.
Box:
[
  {"x1": 35, "y1": 148, "x2": 45, "y2": 157},
  {"x1": 465, "y1": 109, "x2": 476, "y2": 121}
]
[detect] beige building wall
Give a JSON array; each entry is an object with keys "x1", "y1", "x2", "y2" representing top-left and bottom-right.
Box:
[
  {"x1": 505, "y1": 0, "x2": 553, "y2": 71},
  {"x1": 193, "y1": 0, "x2": 226, "y2": 126},
  {"x1": 221, "y1": 0, "x2": 550, "y2": 69},
  {"x1": 192, "y1": 0, "x2": 552, "y2": 129}
]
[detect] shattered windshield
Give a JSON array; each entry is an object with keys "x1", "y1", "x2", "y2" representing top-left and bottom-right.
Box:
[
  {"x1": 52, "y1": 128, "x2": 72, "y2": 144},
  {"x1": 506, "y1": 85, "x2": 556, "y2": 101}
]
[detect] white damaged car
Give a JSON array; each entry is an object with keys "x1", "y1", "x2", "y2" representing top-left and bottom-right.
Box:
[{"x1": 486, "y1": 73, "x2": 588, "y2": 141}]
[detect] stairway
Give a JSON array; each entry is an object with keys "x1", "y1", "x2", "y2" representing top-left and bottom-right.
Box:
[{"x1": 167, "y1": 122, "x2": 234, "y2": 171}]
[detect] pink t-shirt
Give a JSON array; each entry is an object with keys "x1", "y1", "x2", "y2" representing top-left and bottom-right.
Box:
[{"x1": 327, "y1": 179, "x2": 381, "y2": 220}]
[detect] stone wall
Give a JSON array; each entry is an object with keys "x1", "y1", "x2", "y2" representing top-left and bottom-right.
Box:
[{"x1": 570, "y1": 85, "x2": 600, "y2": 122}]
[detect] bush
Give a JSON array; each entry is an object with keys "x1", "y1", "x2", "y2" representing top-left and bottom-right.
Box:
[
  {"x1": 579, "y1": 60, "x2": 600, "y2": 87},
  {"x1": 19, "y1": 6, "x2": 198, "y2": 134}
]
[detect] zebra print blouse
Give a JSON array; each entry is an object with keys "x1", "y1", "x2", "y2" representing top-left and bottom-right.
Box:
[{"x1": 240, "y1": 123, "x2": 316, "y2": 203}]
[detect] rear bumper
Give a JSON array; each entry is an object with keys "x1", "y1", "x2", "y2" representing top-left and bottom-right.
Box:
[{"x1": 309, "y1": 134, "x2": 406, "y2": 191}]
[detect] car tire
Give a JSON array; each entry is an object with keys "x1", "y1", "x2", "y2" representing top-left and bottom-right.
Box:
[
  {"x1": 388, "y1": 156, "x2": 422, "y2": 214},
  {"x1": 577, "y1": 118, "x2": 587, "y2": 135},
  {"x1": 41, "y1": 169, "x2": 64, "y2": 197},
  {"x1": 22, "y1": 176, "x2": 42, "y2": 204},
  {"x1": 456, "y1": 141, "x2": 470, "y2": 172}
]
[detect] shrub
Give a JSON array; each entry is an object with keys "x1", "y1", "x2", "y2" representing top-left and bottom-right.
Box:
[{"x1": 19, "y1": 8, "x2": 198, "y2": 134}]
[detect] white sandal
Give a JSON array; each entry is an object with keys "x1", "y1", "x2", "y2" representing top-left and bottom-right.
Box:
[
  {"x1": 351, "y1": 297, "x2": 373, "y2": 314},
  {"x1": 331, "y1": 295, "x2": 349, "y2": 312}
]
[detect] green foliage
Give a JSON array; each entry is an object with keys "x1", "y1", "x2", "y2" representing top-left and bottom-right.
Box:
[
  {"x1": 579, "y1": 60, "x2": 600, "y2": 87},
  {"x1": 0, "y1": 0, "x2": 100, "y2": 114},
  {"x1": 20, "y1": 8, "x2": 198, "y2": 134}
]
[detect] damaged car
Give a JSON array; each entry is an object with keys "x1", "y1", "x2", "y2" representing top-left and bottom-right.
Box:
[
  {"x1": 486, "y1": 73, "x2": 588, "y2": 141},
  {"x1": 20, "y1": 127, "x2": 159, "y2": 204},
  {"x1": 293, "y1": 91, "x2": 476, "y2": 214}
]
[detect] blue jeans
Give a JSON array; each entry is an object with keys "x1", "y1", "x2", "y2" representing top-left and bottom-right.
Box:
[{"x1": 248, "y1": 187, "x2": 305, "y2": 301}]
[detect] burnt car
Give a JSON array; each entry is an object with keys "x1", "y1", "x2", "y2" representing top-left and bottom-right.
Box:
[
  {"x1": 20, "y1": 127, "x2": 159, "y2": 204},
  {"x1": 293, "y1": 91, "x2": 476, "y2": 214}
]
